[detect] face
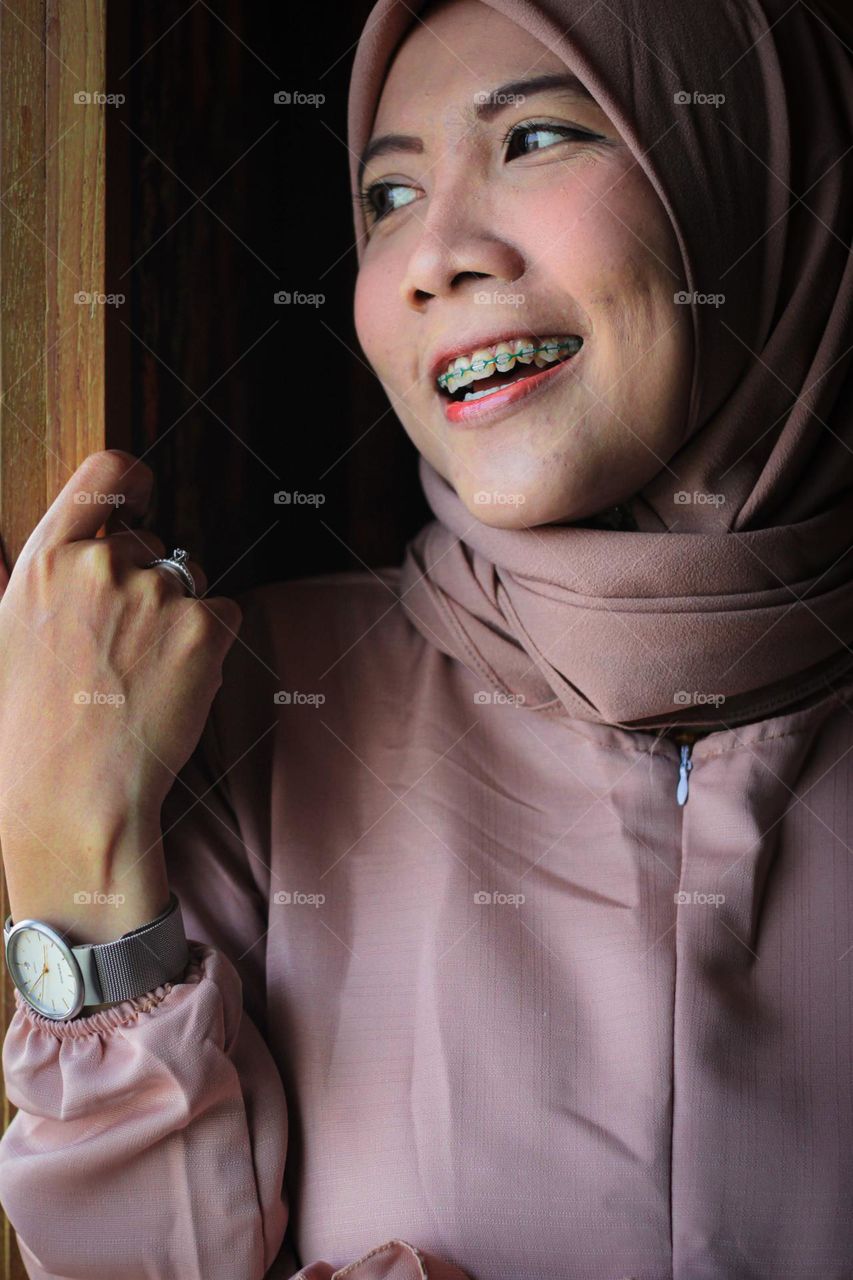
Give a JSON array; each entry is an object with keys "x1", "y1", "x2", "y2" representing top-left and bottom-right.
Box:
[{"x1": 353, "y1": 0, "x2": 694, "y2": 528}]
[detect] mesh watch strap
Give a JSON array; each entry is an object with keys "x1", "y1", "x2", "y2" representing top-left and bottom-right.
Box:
[{"x1": 86, "y1": 891, "x2": 189, "y2": 1004}]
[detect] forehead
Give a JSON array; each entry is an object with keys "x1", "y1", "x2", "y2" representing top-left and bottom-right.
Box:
[{"x1": 371, "y1": 0, "x2": 567, "y2": 133}]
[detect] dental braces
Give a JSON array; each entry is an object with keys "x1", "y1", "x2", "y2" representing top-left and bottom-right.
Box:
[{"x1": 437, "y1": 339, "x2": 580, "y2": 389}]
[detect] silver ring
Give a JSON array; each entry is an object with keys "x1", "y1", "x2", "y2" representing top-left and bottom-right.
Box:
[{"x1": 144, "y1": 547, "x2": 197, "y2": 598}]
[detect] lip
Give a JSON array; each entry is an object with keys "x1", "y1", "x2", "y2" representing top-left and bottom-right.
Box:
[
  {"x1": 428, "y1": 329, "x2": 582, "y2": 386},
  {"x1": 440, "y1": 343, "x2": 585, "y2": 426}
]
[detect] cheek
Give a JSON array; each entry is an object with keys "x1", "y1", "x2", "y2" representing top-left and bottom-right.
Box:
[
  {"x1": 353, "y1": 262, "x2": 405, "y2": 379},
  {"x1": 518, "y1": 161, "x2": 682, "y2": 320},
  {"x1": 353, "y1": 268, "x2": 381, "y2": 358}
]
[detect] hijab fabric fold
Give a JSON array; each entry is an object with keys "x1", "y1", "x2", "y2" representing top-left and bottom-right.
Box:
[{"x1": 347, "y1": 0, "x2": 853, "y2": 730}]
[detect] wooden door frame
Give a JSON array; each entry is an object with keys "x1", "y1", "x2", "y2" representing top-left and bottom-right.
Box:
[{"x1": 0, "y1": 2, "x2": 109, "y2": 1273}]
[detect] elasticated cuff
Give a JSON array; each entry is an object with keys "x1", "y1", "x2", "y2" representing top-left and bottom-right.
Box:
[{"x1": 10, "y1": 939, "x2": 210, "y2": 1039}]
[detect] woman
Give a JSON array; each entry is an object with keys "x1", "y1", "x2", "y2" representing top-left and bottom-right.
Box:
[{"x1": 0, "y1": 0, "x2": 852, "y2": 1276}]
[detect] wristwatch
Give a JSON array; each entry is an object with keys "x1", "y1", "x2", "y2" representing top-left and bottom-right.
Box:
[{"x1": 3, "y1": 891, "x2": 189, "y2": 1021}]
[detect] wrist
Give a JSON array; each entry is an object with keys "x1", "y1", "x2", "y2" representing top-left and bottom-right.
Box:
[{"x1": 3, "y1": 818, "x2": 170, "y2": 946}]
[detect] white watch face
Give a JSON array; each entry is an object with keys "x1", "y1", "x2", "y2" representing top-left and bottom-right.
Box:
[{"x1": 7, "y1": 926, "x2": 81, "y2": 1019}]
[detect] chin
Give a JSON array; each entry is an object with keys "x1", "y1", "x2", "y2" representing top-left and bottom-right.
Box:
[
  {"x1": 453, "y1": 483, "x2": 566, "y2": 529},
  {"x1": 463, "y1": 499, "x2": 534, "y2": 529}
]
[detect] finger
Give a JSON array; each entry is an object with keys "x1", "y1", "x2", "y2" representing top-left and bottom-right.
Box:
[
  {"x1": 137, "y1": 552, "x2": 209, "y2": 599},
  {"x1": 105, "y1": 528, "x2": 168, "y2": 563},
  {"x1": 194, "y1": 594, "x2": 244, "y2": 641},
  {"x1": 102, "y1": 488, "x2": 155, "y2": 538},
  {"x1": 0, "y1": 537, "x2": 9, "y2": 600},
  {"x1": 22, "y1": 450, "x2": 154, "y2": 559}
]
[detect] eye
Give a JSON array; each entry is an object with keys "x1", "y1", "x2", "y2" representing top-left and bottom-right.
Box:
[
  {"x1": 502, "y1": 120, "x2": 605, "y2": 159},
  {"x1": 355, "y1": 120, "x2": 607, "y2": 229},
  {"x1": 355, "y1": 182, "x2": 419, "y2": 226}
]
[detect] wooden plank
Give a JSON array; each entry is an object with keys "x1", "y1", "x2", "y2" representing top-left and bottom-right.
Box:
[{"x1": 0, "y1": 2, "x2": 107, "y2": 1274}]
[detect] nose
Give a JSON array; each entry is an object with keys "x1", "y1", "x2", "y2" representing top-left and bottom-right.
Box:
[{"x1": 398, "y1": 198, "x2": 524, "y2": 310}]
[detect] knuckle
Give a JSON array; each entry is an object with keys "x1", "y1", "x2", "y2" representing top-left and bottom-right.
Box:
[
  {"x1": 223, "y1": 600, "x2": 243, "y2": 631},
  {"x1": 30, "y1": 541, "x2": 62, "y2": 579},
  {"x1": 207, "y1": 596, "x2": 243, "y2": 632},
  {"x1": 144, "y1": 565, "x2": 182, "y2": 606},
  {"x1": 20, "y1": 543, "x2": 63, "y2": 601},
  {"x1": 181, "y1": 601, "x2": 219, "y2": 646},
  {"x1": 122, "y1": 530, "x2": 164, "y2": 563},
  {"x1": 77, "y1": 539, "x2": 122, "y2": 588}
]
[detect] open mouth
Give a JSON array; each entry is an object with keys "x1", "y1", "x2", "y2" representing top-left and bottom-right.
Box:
[{"x1": 438, "y1": 337, "x2": 584, "y2": 404}]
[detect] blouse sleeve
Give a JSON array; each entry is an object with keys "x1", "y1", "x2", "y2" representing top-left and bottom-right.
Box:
[{"x1": 0, "y1": 583, "x2": 472, "y2": 1280}]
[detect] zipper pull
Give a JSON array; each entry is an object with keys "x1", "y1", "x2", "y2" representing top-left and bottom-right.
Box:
[{"x1": 676, "y1": 741, "x2": 694, "y2": 806}]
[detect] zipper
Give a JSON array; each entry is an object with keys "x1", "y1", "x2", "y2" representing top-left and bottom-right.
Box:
[{"x1": 672, "y1": 731, "x2": 697, "y2": 806}]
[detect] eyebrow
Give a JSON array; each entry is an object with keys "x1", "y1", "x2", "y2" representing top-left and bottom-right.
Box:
[{"x1": 357, "y1": 72, "x2": 597, "y2": 188}]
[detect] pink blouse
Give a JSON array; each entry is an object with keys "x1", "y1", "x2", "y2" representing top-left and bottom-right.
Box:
[{"x1": 2, "y1": 570, "x2": 853, "y2": 1278}]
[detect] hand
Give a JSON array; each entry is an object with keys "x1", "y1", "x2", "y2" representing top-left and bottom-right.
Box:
[{"x1": 0, "y1": 449, "x2": 243, "y2": 873}]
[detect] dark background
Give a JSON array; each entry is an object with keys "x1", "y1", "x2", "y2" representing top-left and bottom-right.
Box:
[{"x1": 105, "y1": 0, "x2": 430, "y2": 600}]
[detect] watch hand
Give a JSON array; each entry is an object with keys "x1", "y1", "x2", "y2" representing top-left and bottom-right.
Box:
[{"x1": 25, "y1": 966, "x2": 47, "y2": 995}]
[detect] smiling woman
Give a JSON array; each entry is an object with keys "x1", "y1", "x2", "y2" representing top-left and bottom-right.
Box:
[
  {"x1": 353, "y1": 1, "x2": 694, "y2": 529},
  {"x1": 350, "y1": 0, "x2": 853, "y2": 737},
  {"x1": 2, "y1": 1, "x2": 853, "y2": 1279}
]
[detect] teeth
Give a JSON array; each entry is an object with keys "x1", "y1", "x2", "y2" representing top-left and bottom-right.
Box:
[
  {"x1": 463, "y1": 381, "x2": 516, "y2": 402},
  {"x1": 452, "y1": 356, "x2": 474, "y2": 388},
  {"x1": 470, "y1": 349, "x2": 495, "y2": 380},
  {"x1": 438, "y1": 335, "x2": 581, "y2": 394}
]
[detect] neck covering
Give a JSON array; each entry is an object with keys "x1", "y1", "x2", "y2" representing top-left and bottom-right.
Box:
[{"x1": 347, "y1": 0, "x2": 853, "y2": 731}]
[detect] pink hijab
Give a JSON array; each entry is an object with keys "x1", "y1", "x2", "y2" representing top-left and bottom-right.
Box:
[{"x1": 347, "y1": 0, "x2": 853, "y2": 731}]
